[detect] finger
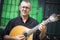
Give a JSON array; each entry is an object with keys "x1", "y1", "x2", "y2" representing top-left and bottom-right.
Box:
[
  {"x1": 17, "y1": 35, "x2": 25, "y2": 38},
  {"x1": 19, "y1": 36, "x2": 25, "y2": 40},
  {"x1": 40, "y1": 25, "x2": 47, "y2": 31},
  {"x1": 15, "y1": 35, "x2": 25, "y2": 40}
]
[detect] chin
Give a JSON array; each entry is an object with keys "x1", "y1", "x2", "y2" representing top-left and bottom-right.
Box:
[
  {"x1": 22, "y1": 14, "x2": 28, "y2": 16},
  {"x1": 22, "y1": 14, "x2": 27, "y2": 16},
  {"x1": 21, "y1": 13, "x2": 28, "y2": 16}
]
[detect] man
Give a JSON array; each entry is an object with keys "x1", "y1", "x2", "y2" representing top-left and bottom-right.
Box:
[{"x1": 3, "y1": 0, "x2": 46, "y2": 40}]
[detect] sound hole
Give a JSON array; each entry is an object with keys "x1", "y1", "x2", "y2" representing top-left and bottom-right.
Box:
[{"x1": 23, "y1": 33, "x2": 28, "y2": 40}]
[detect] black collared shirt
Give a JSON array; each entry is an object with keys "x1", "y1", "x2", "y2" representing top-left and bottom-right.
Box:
[{"x1": 4, "y1": 16, "x2": 40, "y2": 40}]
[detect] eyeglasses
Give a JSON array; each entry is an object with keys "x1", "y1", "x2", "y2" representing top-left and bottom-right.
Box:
[{"x1": 21, "y1": 6, "x2": 30, "y2": 9}]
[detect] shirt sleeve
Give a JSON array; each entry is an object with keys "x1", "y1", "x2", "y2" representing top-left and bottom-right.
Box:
[
  {"x1": 33, "y1": 30, "x2": 40, "y2": 40},
  {"x1": 33, "y1": 20, "x2": 40, "y2": 40},
  {"x1": 3, "y1": 19, "x2": 15, "y2": 36}
]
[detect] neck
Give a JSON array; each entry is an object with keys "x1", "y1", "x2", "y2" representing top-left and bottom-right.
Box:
[{"x1": 21, "y1": 15, "x2": 28, "y2": 23}]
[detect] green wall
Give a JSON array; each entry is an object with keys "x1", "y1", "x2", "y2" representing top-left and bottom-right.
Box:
[{"x1": 1, "y1": 0, "x2": 43, "y2": 27}]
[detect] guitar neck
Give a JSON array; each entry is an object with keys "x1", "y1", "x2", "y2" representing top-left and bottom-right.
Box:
[{"x1": 26, "y1": 19, "x2": 50, "y2": 36}]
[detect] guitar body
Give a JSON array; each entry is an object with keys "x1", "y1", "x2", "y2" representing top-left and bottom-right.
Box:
[{"x1": 9, "y1": 25, "x2": 33, "y2": 40}]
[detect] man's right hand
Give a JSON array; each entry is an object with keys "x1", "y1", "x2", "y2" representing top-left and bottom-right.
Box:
[
  {"x1": 13, "y1": 35, "x2": 25, "y2": 40},
  {"x1": 4, "y1": 35, "x2": 25, "y2": 40}
]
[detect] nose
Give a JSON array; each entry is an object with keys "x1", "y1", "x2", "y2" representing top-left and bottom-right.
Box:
[{"x1": 23, "y1": 8, "x2": 27, "y2": 11}]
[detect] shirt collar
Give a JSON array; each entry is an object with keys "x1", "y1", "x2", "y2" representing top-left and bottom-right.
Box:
[{"x1": 19, "y1": 16, "x2": 30, "y2": 23}]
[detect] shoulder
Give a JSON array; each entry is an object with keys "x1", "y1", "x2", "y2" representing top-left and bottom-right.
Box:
[
  {"x1": 9, "y1": 16, "x2": 20, "y2": 23},
  {"x1": 30, "y1": 17, "x2": 39, "y2": 24}
]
